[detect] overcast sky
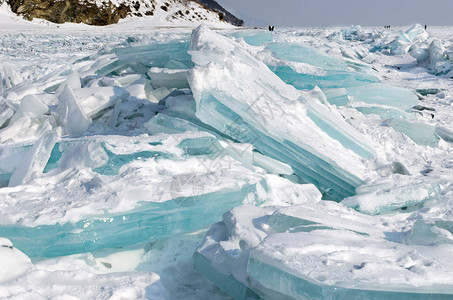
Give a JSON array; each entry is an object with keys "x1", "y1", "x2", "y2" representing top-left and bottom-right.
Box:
[{"x1": 216, "y1": 0, "x2": 453, "y2": 27}]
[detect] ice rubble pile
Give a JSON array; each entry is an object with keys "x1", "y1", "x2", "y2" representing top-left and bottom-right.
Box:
[
  {"x1": 0, "y1": 26, "x2": 375, "y2": 259},
  {"x1": 250, "y1": 24, "x2": 453, "y2": 146},
  {"x1": 195, "y1": 201, "x2": 453, "y2": 300},
  {"x1": 188, "y1": 26, "x2": 453, "y2": 300},
  {"x1": 388, "y1": 24, "x2": 453, "y2": 76},
  {"x1": 0, "y1": 25, "x2": 452, "y2": 299},
  {"x1": 188, "y1": 25, "x2": 376, "y2": 200},
  {"x1": 249, "y1": 30, "x2": 422, "y2": 120}
]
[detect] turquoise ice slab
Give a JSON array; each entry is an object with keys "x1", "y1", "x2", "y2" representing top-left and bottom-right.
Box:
[
  {"x1": 195, "y1": 93, "x2": 359, "y2": 201},
  {"x1": 436, "y1": 126, "x2": 453, "y2": 142},
  {"x1": 93, "y1": 148, "x2": 168, "y2": 175},
  {"x1": 0, "y1": 186, "x2": 257, "y2": 258},
  {"x1": 194, "y1": 204, "x2": 453, "y2": 300},
  {"x1": 343, "y1": 180, "x2": 442, "y2": 215},
  {"x1": 189, "y1": 27, "x2": 370, "y2": 201},
  {"x1": 231, "y1": 31, "x2": 273, "y2": 46},
  {"x1": 270, "y1": 65, "x2": 379, "y2": 90},
  {"x1": 247, "y1": 257, "x2": 452, "y2": 300},
  {"x1": 409, "y1": 220, "x2": 453, "y2": 245},
  {"x1": 266, "y1": 43, "x2": 349, "y2": 71},
  {"x1": 389, "y1": 118, "x2": 439, "y2": 147},
  {"x1": 322, "y1": 84, "x2": 419, "y2": 119},
  {"x1": 193, "y1": 251, "x2": 261, "y2": 300},
  {"x1": 322, "y1": 88, "x2": 350, "y2": 106},
  {"x1": 347, "y1": 84, "x2": 419, "y2": 111},
  {"x1": 265, "y1": 42, "x2": 379, "y2": 90},
  {"x1": 42, "y1": 141, "x2": 169, "y2": 176},
  {"x1": 96, "y1": 41, "x2": 193, "y2": 76},
  {"x1": 248, "y1": 231, "x2": 453, "y2": 299}
]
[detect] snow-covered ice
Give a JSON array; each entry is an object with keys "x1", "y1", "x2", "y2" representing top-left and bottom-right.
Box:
[{"x1": 0, "y1": 5, "x2": 453, "y2": 298}]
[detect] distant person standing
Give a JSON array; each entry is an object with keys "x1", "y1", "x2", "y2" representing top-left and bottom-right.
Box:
[{"x1": 425, "y1": 25, "x2": 427, "y2": 30}]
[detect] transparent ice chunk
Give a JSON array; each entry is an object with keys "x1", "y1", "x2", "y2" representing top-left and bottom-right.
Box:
[
  {"x1": 57, "y1": 86, "x2": 91, "y2": 136},
  {"x1": 390, "y1": 24, "x2": 428, "y2": 55},
  {"x1": 196, "y1": 198, "x2": 453, "y2": 299},
  {"x1": 147, "y1": 67, "x2": 189, "y2": 89},
  {"x1": 73, "y1": 86, "x2": 130, "y2": 118},
  {"x1": 9, "y1": 94, "x2": 48, "y2": 125},
  {"x1": 263, "y1": 42, "x2": 380, "y2": 90},
  {"x1": 347, "y1": 83, "x2": 419, "y2": 112},
  {"x1": 0, "y1": 103, "x2": 14, "y2": 128},
  {"x1": 428, "y1": 39, "x2": 447, "y2": 73},
  {"x1": 8, "y1": 130, "x2": 57, "y2": 187},
  {"x1": 409, "y1": 219, "x2": 453, "y2": 246},
  {"x1": 389, "y1": 118, "x2": 439, "y2": 147},
  {"x1": 231, "y1": 31, "x2": 273, "y2": 46},
  {"x1": 55, "y1": 70, "x2": 81, "y2": 96},
  {"x1": 405, "y1": 24, "x2": 429, "y2": 42}
]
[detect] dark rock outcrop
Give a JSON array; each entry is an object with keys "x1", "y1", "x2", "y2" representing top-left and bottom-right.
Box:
[
  {"x1": 7, "y1": 0, "x2": 136, "y2": 25},
  {"x1": 5, "y1": 0, "x2": 243, "y2": 26}
]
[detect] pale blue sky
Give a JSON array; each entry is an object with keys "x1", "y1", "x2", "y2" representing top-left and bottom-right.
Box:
[{"x1": 216, "y1": 0, "x2": 453, "y2": 27}]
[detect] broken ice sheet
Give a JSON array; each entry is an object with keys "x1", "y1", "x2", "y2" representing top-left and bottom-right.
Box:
[
  {"x1": 196, "y1": 201, "x2": 453, "y2": 300},
  {"x1": 188, "y1": 25, "x2": 374, "y2": 201},
  {"x1": 0, "y1": 131, "x2": 304, "y2": 258},
  {"x1": 1, "y1": 25, "x2": 453, "y2": 300},
  {"x1": 0, "y1": 238, "x2": 167, "y2": 299},
  {"x1": 248, "y1": 230, "x2": 453, "y2": 299}
]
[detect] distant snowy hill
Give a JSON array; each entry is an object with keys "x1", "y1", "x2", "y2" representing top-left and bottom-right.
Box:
[{"x1": 4, "y1": 0, "x2": 243, "y2": 26}]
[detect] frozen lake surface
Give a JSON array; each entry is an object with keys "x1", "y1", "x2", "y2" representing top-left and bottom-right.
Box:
[{"x1": 0, "y1": 4, "x2": 453, "y2": 299}]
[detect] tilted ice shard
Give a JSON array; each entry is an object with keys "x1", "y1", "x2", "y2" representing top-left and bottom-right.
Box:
[
  {"x1": 9, "y1": 94, "x2": 48, "y2": 124},
  {"x1": 428, "y1": 40, "x2": 446, "y2": 68},
  {"x1": 188, "y1": 25, "x2": 373, "y2": 200},
  {"x1": 194, "y1": 179, "x2": 325, "y2": 300},
  {"x1": 55, "y1": 70, "x2": 81, "y2": 96},
  {"x1": 436, "y1": 126, "x2": 453, "y2": 143},
  {"x1": 405, "y1": 24, "x2": 429, "y2": 43},
  {"x1": 263, "y1": 40, "x2": 420, "y2": 119},
  {"x1": 8, "y1": 130, "x2": 57, "y2": 187},
  {"x1": 58, "y1": 85, "x2": 91, "y2": 136},
  {"x1": 408, "y1": 219, "x2": 453, "y2": 246},
  {"x1": 73, "y1": 86, "x2": 130, "y2": 118},
  {"x1": 0, "y1": 103, "x2": 14, "y2": 128},
  {"x1": 300, "y1": 88, "x2": 376, "y2": 158}
]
